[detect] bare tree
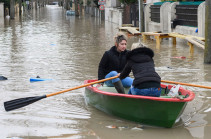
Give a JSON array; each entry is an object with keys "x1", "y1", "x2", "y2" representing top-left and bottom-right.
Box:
[
  {"x1": 10, "y1": 0, "x2": 15, "y2": 19},
  {"x1": 19, "y1": 0, "x2": 22, "y2": 15}
]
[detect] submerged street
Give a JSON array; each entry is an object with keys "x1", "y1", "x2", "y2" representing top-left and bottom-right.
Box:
[{"x1": 0, "y1": 5, "x2": 211, "y2": 139}]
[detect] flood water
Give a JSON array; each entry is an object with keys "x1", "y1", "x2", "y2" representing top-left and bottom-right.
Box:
[{"x1": 0, "y1": 5, "x2": 211, "y2": 139}]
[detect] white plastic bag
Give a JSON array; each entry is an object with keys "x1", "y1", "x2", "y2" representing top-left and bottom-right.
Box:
[{"x1": 167, "y1": 84, "x2": 181, "y2": 97}]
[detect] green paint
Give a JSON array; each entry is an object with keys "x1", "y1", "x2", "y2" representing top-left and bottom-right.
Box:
[
  {"x1": 179, "y1": 1, "x2": 204, "y2": 5},
  {"x1": 84, "y1": 86, "x2": 189, "y2": 128},
  {"x1": 154, "y1": 1, "x2": 174, "y2": 5}
]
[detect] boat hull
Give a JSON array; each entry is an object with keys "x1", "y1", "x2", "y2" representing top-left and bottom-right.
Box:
[
  {"x1": 84, "y1": 80, "x2": 195, "y2": 128},
  {"x1": 30, "y1": 78, "x2": 52, "y2": 82}
]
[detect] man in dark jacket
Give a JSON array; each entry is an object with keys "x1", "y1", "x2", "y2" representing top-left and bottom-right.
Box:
[
  {"x1": 98, "y1": 33, "x2": 133, "y2": 93},
  {"x1": 98, "y1": 46, "x2": 127, "y2": 80}
]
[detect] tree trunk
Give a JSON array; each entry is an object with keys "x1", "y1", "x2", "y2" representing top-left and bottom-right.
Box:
[
  {"x1": 30, "y1": 0, "x2": 33, "y2": 9},
  {"x1": 91, "y1": 0, "x2": 95, "y2": 16},
  {"x1": 75, "y1": 0, "x2": 79, "y2": 16},
  {"x1": 66, "y1": 0, "x2": 70, "y2": 10},
  {"x1": 80, "y1": 5, "x2": 83, "y2": 15},
  {"x1": 19, "y1": 0, "x2": 22, "y2": 15},
  {"x1": 204, "y1": 0, "x2": 211, "y2": 64},
  {"x1": 123, "y1": 4, "x2": 131, "y2": 24},
  {"x1": 10, "y1": 0, "x2": 15, "y2": 19},
  {"x1": 35, "y1": 0, "x2": 37, "y2": 9},
  {"x1": 139, "y1": 0, "x2": 144, "y2": 32}
]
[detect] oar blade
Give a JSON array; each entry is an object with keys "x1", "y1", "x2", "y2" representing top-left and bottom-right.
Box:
[
  {"x1": 4, "y1": 95, "x2": 46, "y2": 112},
  {"x1": 4, "y1": 76, "x2": 119, "y2": 112}
]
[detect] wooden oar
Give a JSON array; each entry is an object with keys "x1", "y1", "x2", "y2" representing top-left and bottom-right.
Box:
[
  {"x1": 161, "y1": 80, "x2": 211, "y2": 89},
  {"x1": 4, "y1": 75, "x2": 119, "y2": 112}
]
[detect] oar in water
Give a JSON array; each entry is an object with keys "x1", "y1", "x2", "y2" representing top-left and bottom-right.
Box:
[
  {"x1": 161, "y1": 80, "x2": 211, "y2": 89},
  {"x1": 4, "y1": 75, "x2": 119, "y2": 112}
]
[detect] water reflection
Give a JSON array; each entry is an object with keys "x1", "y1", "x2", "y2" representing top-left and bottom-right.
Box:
[{"x1": 0, "y1": 5, "x2": 211, "y2": 139}]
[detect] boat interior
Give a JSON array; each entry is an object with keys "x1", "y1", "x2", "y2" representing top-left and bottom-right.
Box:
[{"x1": 93, "y1": 84, "x2": 189, "y2": 99}]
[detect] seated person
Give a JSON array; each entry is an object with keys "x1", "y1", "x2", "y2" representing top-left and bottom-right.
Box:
[
  {"x1": 98, "y1": 32, "x2": 133, "y2": 93},
  {"x1": 119, "y1": 43, "x2": 161, "y2": 97}
]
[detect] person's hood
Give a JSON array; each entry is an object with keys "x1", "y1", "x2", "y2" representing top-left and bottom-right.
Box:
[{"x1": 126, "y1": 47, "x2": 154, "y2": 63}]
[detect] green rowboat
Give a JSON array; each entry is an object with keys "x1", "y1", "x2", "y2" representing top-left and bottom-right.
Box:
[{"x1": 84, "y1": 80, "x2": 195, "y2": 128}]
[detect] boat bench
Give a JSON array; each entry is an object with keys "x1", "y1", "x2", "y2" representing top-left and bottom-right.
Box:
[{"x1": 97, "y1": 85, "x2": 130, "y2": 93}]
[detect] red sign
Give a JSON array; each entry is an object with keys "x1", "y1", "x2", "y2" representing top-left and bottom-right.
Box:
[
  {"x1": 98, "y1": 0, "x2": 106, "y2": 5},
  {"x1": 99, "y1": 5, "x2": 105, "y2": 10}
]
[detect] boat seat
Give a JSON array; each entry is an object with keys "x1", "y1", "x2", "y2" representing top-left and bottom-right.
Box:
[
  {"x1": 93, "y1": 84, "x2": 130, "y2": 94},
  {"x1": 160, "y1": 95, "x2": 186, "y2": 99}
]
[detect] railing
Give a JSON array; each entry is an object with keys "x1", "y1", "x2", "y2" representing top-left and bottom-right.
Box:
[
  {"x1": 175, "y1": 5, "x2": 198, "y2": 27},
  {"x1": 150, "y1": 5, "x2": 161, "y2": 23},
  {"x1": 172, "y1": 1, "x2": 204, "y2": 27}
]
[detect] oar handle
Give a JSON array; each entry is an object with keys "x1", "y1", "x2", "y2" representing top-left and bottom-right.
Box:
[
  {"x1": 161, "y1": 80, "x2": 211, "y2": 89},
  {"x1": 46, "y1": 75, "x2": 119, "y2": 97}
]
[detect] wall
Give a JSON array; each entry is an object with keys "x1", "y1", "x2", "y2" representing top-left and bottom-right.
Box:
[
  {"x1": 85, "y1": 6, "x2": 104, "y2": 19},
  {"x1": 0, "y1": 3, "x2": 4, "y2": 17},
  {"x1": 168, "y1": 2, "x2": 205, "y2": 37},
  {"x1": 146, "y1": 0, "x2": 161, "y2": 4},
  {"x1": 105, "y1": 7, "x2": 123, "y2": 26},
  {"x1": 198, "y1": 2, "x2": 205, "y2": 38},
  {"x1": 104, "y1": 0, "x2": 123, "y2": 26},
  {"x1": 144, "y1": 3, "x2": 152, "y2": 32},
  {"x1": 144, "y1": 3, "x2": 161, "y2": 32},
  {"x1": 160, "y1": 2, "x2": 171, "y2": 33},
  {"x1": 106, "y1": 0, "x2": 121, "y2": 8},
  {"x1": 145, "y1": 2, "x2": 171, "y2": 33},
  {"x1": 144, "y1": 2, "x2": 205, "y2": 38},
  {"x1": 0, "y1": 3, "x2": 4, "y2": 26},
  {"x1": 167, "y1": 2, "x2": 178, "y2": 33}
]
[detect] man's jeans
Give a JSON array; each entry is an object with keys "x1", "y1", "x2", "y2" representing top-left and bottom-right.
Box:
[{"x1": 128, "y1": 86, "x2": 161, "y2": 97}]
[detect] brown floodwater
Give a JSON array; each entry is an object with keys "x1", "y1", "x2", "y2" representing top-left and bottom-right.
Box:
[{"x1": 0, "y1": 5, "x2": 211, "y2": 139}]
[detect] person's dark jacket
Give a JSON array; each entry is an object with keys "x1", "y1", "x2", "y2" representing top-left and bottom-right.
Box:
[
  {"x1": 119, "y1": 47, "x2": 161, "y2": 89},
  {"x1": 98, "y1": 46, "x2": 128, "y2": 80}
]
